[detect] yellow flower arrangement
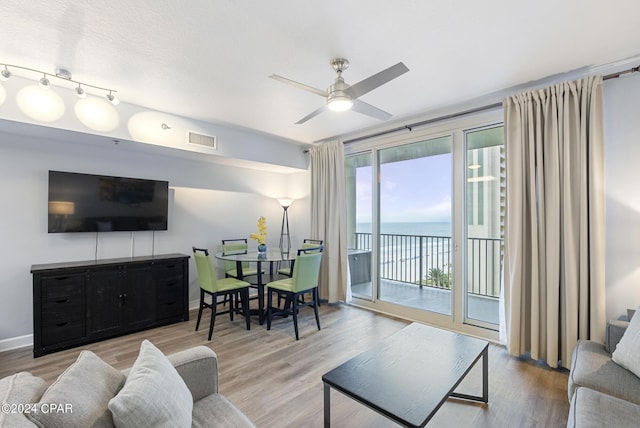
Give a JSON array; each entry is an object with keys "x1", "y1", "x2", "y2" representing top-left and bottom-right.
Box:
[{"x1": 250, "y1": 216, "x2": 267, "y2": 245}]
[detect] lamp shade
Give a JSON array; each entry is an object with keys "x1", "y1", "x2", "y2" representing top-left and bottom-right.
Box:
[{"x1": 278, "y1": 198, "x2": 294, "y2": 208}]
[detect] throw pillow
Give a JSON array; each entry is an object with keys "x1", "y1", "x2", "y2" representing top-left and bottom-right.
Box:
[
  {"x1": 612, "y1": 305, "x2": 640, "y2": 378},
  {"x1": 0, "y1": 372, "x2": 47, "y2": 428},
  {"x1": 27, "y1": 351, "x2": 125, "y2": 428},
  {"x1": 108, "y1": 340, "x2": 193, "y2": 428}
]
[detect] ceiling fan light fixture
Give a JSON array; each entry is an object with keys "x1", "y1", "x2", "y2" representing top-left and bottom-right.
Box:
[
  {"x1": 327, "y1": 95, "x2": 353, "y2": 112},
  {"x1": 272, "y1": 57, "x2": 408, "y2": 123}
]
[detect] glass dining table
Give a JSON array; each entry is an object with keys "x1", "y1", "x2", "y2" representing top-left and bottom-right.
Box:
[{"x1": 214, "y1": 249, "x2": 295, "y2": 324}]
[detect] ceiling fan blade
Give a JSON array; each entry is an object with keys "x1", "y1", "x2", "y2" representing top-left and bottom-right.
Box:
[
  {"x1": 295, "y1": 105, "x2": 328, "y2": 124},
  {"x1": 345, "y1": 62, "x2": 409, "y2": 99},
  {"x1": 269, "y1": 74, "x2": 327, "y2": 97},
  {"x1": 351, "y1": 99, "x2": 392, "y2": 121}
]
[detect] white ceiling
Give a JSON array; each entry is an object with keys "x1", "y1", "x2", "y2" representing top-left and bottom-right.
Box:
[{"x1": 1, "y1": 0, "x2": 640, "y2": 144}]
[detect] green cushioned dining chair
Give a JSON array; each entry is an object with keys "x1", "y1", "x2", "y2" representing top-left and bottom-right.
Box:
[
  {"x1": 192, "y1": 247, "x2": 251, "y2": 340},
  {"x1": 276, "y1": 238, "x2": 324, "y2": 277},
  {"x1": 266, "y1": 246, "x2": 323, "y2": 340},
  {"x1": 221, "y1": 239, "x2": 261, "y2": 279}
]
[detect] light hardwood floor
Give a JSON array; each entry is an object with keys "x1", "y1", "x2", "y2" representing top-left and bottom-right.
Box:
[{"x1": 0, "y1": 304, "x2": 569, "y2": 427}]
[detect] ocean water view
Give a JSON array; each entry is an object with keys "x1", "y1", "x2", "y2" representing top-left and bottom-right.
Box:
[
  {"x1": 352, "y1": 221, "x2": 502, "y2": 300},
  {"x1": 356, "y1": 222, "x2": 451, "y2": 237},
  {"x1": 354, "y1": 222, "x2": 454, "y2": 286}
]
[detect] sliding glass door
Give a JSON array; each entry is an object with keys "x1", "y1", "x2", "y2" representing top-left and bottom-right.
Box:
[
  {"x1": 345, "y1": 153, "x2": 373, "y2": 300},
  {"x1": 378, "y1": 136, "x2": 453, "y2": 314},
  {"x1": 345, "y1": 112, "x2": 504, "y2": 337},
  {"x1": 464, "y1": 125, "x2": 504, "y2": 327}
]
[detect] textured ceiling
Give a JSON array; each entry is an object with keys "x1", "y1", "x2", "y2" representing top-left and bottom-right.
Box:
[{"x1": 1, "y1": 0, "x2": 640, "y2": 144}]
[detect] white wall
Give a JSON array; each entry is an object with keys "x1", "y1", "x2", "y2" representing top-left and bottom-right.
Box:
[
  {"x1": 0, "y1": 129, "x2": 310, "y2": 347},
  {"x1": 604, "y1": 74, "x2": 640, "y2": 320}
]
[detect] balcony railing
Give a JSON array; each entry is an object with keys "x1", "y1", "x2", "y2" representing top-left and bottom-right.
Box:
[{"x1": 353, "y1": 232, "x2": 502, "y2": 298}]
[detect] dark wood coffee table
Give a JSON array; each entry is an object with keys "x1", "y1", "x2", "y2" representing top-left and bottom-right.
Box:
[{"x1": 322, "y1": 323, "x2": 489, "y2": 427}]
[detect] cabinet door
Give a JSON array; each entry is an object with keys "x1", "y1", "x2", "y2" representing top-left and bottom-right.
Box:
[
  {"x1": 86, "y1": 269, "x2": 123, "y2": 339},
  {"x1": 123, "y1": 264, "x2": 155, "y2": 331}
]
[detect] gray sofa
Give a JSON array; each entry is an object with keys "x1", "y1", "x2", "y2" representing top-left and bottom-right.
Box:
[
  {"x1": 568, "y1": 319, "x2": 640, "y2": 427},
  {"x1": 0, "y1": 345, "x2": 255, "y2": 428}
]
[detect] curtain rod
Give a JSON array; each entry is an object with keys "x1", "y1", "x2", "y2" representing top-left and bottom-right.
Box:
[
  {"x1": 305, "y1": 64, "x2": 640, "y2": 148},
  {"x1": 343, "y1": 102, "x2": 502, "y2": 145},
  {"x1": 343, "y1": 64, "x2": 640, "y2": 145},
  {"x1": 603, "y1": 64, "x2": 640, "y2": 81}
]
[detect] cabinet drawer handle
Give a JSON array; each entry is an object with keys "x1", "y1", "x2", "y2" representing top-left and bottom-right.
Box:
[
  {"x1": 166, "y1": 282, "x2": 176, "y2": 287},
  {"x1": 55, "y1": 298, "x2": 70, "y2": 304},
  {"x1": 55, "y1": 322, "x2": 69, "y2": 327},
  {"x1": 55, "y1": 276, "x2": 70, "y2": 281}
]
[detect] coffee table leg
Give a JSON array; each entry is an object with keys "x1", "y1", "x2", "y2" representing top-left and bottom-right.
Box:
[
  {"x1": 324, "y1": 383, "x2": 331, "y2": 427},
  {"x1": 482, "y1": 346, "x2": 489, "y2": 403},
  {"x1": 450, "y1": 345, "x2": 489, "y2": 403}
]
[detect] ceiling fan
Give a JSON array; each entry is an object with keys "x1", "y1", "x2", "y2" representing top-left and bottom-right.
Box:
[{"x1": 270, "y1": 58, "x2": 409, "y2": 124}]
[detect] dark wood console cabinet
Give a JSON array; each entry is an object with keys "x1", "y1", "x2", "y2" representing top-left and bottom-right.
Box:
[{"x1": 31, "y1": 253, "x2": 189, "y2": 357}]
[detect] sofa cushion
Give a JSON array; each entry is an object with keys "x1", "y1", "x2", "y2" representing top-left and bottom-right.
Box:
[
  {"x1": 0, "y1": 372, "x2": 47, "y2": 428},
  {"x1": 192, "y1": 393, "x2": 256, "y2": 428},
  {"x1": 568, "y1": 387, "x2": 640, "y2": 428},
  {"x1": 612, "y1": 305, "x2": 640, "y2": 378},
  {"x1": 569, "y1": 339, "x2": 640, "y2": 405},
  {"x1": 108, "y1": 340, "x2": 193, "y2": 428},
  {"x1": 27, "y1": 351, "x2": 125, "y2": 428}
]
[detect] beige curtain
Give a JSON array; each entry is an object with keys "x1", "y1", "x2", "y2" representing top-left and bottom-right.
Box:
[
  {"x1": 309, "y1": 141, "x2": 348, "y2": 303},
  {"x1": 503, "y1": 75, "x2": 606, "y2": 369}
]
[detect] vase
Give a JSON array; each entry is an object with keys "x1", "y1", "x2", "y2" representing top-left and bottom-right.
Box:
[{"x1": 258, "y1": 243, "x2": 267, "y2": 254}]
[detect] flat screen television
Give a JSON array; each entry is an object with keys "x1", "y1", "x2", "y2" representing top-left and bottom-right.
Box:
[{"x1": 48, "y1": 170, "x2": 169, "y2": 233}]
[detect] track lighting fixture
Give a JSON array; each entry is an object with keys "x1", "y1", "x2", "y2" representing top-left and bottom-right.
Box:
[
  {"x1": 0, "y1": 65, "x2": 10, "y2": 81},
  {"x1": 39, "y1": 74, "x2": 50, "y2": 89},
  {"x1": 0, "y1": 63, "x2": 118, "y2": 102},
  {"x1": 106, "y1": 91, "x2": 119, "y2": 105},
  {"x1": 75, "y1": 85, "x2": 86, "y2": 99}
]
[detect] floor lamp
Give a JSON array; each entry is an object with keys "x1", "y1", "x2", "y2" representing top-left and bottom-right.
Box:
[{"x1": 278, "y1": 198, "x2": 294, "y2": 253}]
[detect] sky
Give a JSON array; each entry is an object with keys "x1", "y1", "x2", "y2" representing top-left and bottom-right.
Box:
[{"x1": 356, "y1": 153, "x2": 452, "y2": 223}]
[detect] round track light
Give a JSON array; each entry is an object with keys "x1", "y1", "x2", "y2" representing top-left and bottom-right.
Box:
[
  {"x1": 0, "y1": 66, "x2": 10, "y2": 81},
  {"x1": 39, "y1": 74, "x2": 50, "y2": 89},
  {"x1": 75, "y1": 85, "x2": 86, "y2": 99}
]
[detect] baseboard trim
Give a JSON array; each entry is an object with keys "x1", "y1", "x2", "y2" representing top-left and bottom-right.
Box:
[
  {"x1": 2, "y1": 303, "x2": 201, "y2": 355},
  {"x1": 0, "y1": 334, "x2": 33, "y2": 353}
]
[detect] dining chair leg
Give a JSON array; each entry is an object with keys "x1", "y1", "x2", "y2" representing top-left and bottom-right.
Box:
[
  {"x1": 208, "y1": 292, "x2": 218, "y2": 341},
  {"x1": 313, "y1": 288, "x2": 321, "y2": 331},
  {"x1": 292, "y1": 293, "x2": 300, "y2": 340},
  {"x1": 266, "y1": 288, "x2": 273, "y2": 330},
  {"x1": 242, "y1": 289, "x2": 251, "y2": 330},
  {"x1": 195, "y1": 288, "x2": 204, "y2": 331},
  {"x1": 229, "y1": 291, "x2": 235, "y2": 321}
]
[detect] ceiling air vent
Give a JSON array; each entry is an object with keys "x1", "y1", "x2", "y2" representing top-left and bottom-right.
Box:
[{"x1": 187, "y1": 131, "x2": 217, "y2": 150}]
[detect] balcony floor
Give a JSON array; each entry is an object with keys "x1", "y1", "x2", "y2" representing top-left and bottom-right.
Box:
[{"x1": 351, "y1": 279, "x2": 500, "y2": 325}]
